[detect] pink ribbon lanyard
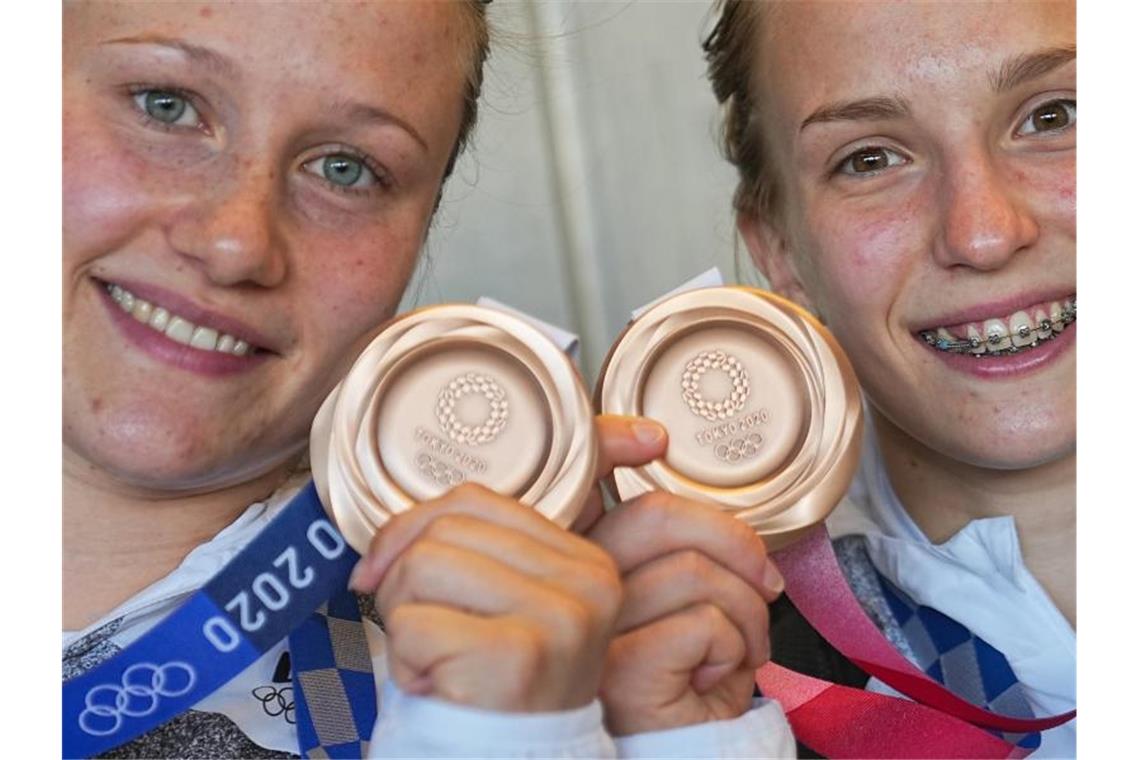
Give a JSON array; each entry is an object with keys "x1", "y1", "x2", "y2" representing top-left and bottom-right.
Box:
[
  {"x1": 756, "y1": 524, "x2": 1074, "y2": 757},
  {"x1": 757, "y1": 664, "x2": 1032, "y2": 759}
]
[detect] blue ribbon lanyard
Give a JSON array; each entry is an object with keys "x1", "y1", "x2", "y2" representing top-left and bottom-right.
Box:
[{"x1": 62, "y1": 482, "x2": 361, "y2": 758}]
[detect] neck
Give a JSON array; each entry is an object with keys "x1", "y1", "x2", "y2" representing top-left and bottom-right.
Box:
[
  {"x1": 872, "y1": 409, "x2": 1075, "y2": 628},
  {"x1": 63, "y1": 448, "x2": 296, "y2": 631}
]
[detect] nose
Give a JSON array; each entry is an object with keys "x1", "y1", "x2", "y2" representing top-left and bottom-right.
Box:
[
  {"x1": 166, "y1": 162, "x2": 288, "y2": 288},
  {"x1": 934, "y1": 148, "x2": 1039, "y2": 271}
]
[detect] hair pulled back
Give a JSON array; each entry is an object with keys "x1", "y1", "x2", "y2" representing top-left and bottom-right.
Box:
[
  {"x1": 447, "y1": 0, "x2": 492, "y2": 181},
  {"x1": 703, "y1": 1, "x2": 774, "y2": 220}
]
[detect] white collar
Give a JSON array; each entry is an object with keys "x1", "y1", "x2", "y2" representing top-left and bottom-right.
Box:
[
  {"x1": 63, "y1": 474, "x2": 308, "y2": 648},
  {"x1": 826, "y1": 414, "x2": 1075, "y2": 756}
]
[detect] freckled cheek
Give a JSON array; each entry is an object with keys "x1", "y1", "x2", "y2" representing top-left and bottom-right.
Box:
[
  {"x1": 1021, "y1": 165, "x2": 1076, "y2": 237},
  {"x1": 299, "y1": 232, "x2": 423, "y2": 346},
  {"x1": 63, "y1": 131, "x2": 158, "y2": 272},
  {"x1": 809, "y1": 210, "x2": 917, "y2": 321}
]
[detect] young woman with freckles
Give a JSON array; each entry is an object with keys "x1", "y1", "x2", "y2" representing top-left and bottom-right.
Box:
[
  {"x1": 63, "y1": 1, "x2": 793, "y2": 756},
  {"x1": 699, "y1": 0, "x2": 1076, "y2": 756}
]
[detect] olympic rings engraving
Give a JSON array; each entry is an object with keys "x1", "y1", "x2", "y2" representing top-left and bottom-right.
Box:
[
  {"x1": 713, "y1": 433, "x2": 764, "y2": 463},
  {"x1": 681, "y1": 350, "x2": 750, "y2": 421},
  {"x1": 436, "y1": 372, "x2": 510, "y2": 446},
  {"x1": 416, "y1": 452, "x2": 467, "y2": 487},
  {"x1": 78, "y1": 661, "x2": 197, "y2": 737}
]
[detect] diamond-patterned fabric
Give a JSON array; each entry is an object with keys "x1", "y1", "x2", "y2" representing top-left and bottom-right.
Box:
[
  {"x1": 289, "y1": 590, "x2": 377, "y2": 759},
  {"x1": 875, "y1": 573, "x2": 1042, "y2": 751}
]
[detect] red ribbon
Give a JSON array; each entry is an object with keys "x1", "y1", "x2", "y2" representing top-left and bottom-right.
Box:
[
  {"x1": 756, "y1": 524, "x2": 1074, "y2": 757},
  {"x1": 757, "y1": 664, "x2": 1031, "y2": 759}
]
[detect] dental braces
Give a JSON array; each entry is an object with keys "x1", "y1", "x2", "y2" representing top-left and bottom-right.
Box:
[{"x1": 920, "y1": 301, "x2": 1075, "y2": 357}]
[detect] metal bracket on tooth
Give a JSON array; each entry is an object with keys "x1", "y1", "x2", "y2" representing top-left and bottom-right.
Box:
[{"x1": 920, "y1": 309, "x2": 1075, "y2": 357}]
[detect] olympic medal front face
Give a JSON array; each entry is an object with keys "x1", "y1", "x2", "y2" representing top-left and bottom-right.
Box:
[
  {"x1": 641, "y1": 325, "x2": 807, "y2": 487},
  {"x1": 311, "y1": 304, "x2": 596, "y2": 555},
  {"x1": 376, "y1": 344, "x2": 552, "y2": 501},
  {"x1": 597, "y1": 287, "x2": 862, "y2": 547}
]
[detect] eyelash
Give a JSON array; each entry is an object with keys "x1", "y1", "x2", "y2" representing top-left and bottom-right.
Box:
[
  {"x1": 1014, "y1": 97, "x2": 1076, "y2": 139},
  {"x1": 828, "y1": 96, "x2": 1077, "y2": 179},
  {"x1": 126, "y1": 84, "x2": 207, "y2": 134},
  {"x1": 125, "y1": 86, "x2": 394, "y2": 197},
  {"x1": 301, "y1": 148, "x2": 394, "y2": 196},
  {"x1": 830, "y1": 145, "x2": 909, "y2": 178}
]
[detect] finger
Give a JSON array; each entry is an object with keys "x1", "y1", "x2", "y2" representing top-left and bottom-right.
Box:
[
  {"x1": 617, "y1": 548, "x2": 771, "y2": 668},
  {"x1": 574, "y1": 415, "x2": 668, "y2": 535},
  {"x1": 594, "y1": 414, "x2": 668, "y2": 480},
  {"x1": 385, "y1": 603, "x2": 546, "y2": 709},
  {"x1": 350, "y1": 483, "x2": 610, "y2": 592},
  {"x1": 569, "y1": 485, "x2": 604, "y2": 534},
  {"x1": 589, "y1": 491, "x2": 784, "y2": 601},
  {"x1": 379, "y1": 512, "x2": 620, "y2": 617},
  {"x1": 376, "y1": 537, "x2": 593, "y2": 643},
  {"x1": 602, "y1": 603, "x2": 749, "y2": 722}
]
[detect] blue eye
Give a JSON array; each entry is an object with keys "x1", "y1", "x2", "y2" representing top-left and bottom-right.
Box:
[
  {"x1": 323, "y1": 155, "x2": 366, "y2": 187},
  {"x1": 133, "y1": 89, "x2": 201, "y2": 128},
  {"x1": 302, "y1": 153, "x2": 382, "y2": 191},
  {"x1": 1015, "y1": 99, "x2": 1076, "y2": 137},
  {"x1": 835, "y1": 146, "x2": 907, "y2": 176}
]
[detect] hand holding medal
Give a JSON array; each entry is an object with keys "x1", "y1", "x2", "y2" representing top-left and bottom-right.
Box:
[
  {"x1": 595, "y1": 286, "x2": 1074, "y2": 756},
  {"x1": 309, "y1": 303, "x2": 622, "y2": 711},
  {"x1": 585, "y1": 286, "x2": 858, "y2": 736}
]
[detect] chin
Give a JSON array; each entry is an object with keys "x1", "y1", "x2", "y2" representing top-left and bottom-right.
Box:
[
  {"x1": 956, "y1": 437, "x2": 1075, "y2": 472},
  {"x1": 929, "y1": 416, "x2": 1076, "y2": 473},
  {"x1": 65, "y1": 401, "x2": 301, "y2": 495}
]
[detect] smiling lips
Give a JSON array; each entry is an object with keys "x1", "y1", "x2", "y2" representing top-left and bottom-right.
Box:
[
  {"x1": 918, "y1": 295, "x2": 1075, "y2": 357},
  {"x1": 104, "y1": 281, "x2": 261, "y2": 356}
]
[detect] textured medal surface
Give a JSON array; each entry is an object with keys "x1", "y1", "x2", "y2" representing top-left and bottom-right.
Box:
[
  {"x1": 311, "y1": 304, "x2": 597, "y2": 554},
  {"x1": 597, "y1": 287, "x2": 862, "y2": 547}
]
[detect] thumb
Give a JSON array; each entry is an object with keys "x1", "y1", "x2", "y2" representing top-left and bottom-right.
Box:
[{"x1": 595, "y1": 415, "x2": 668, "y2": 480}]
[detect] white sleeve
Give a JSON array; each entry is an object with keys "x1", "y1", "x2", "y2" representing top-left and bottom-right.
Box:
[
  {"x1": 367, "y1": 680, "x2": 617, "y2": 758},
  {"x1": 613, "y1": 699, "x2": 796, "y2": 759}
]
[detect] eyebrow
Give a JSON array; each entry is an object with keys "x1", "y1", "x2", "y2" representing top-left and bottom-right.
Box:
[
  {"x1": 798, "y1": 45, "x2": 1076, "y2": 134},
  {"x1": 102, "y1": 35, "x2": 238, "y2": 78},
  {"x1": 328, "y1": 99, "x2": 429, "y2": 152},
  {"x1": 799, "y1": 96, "x2": 910, "y2": 132},
  {"x1": 990, "y1": 45, "x2": 1076, "y2": 94}
]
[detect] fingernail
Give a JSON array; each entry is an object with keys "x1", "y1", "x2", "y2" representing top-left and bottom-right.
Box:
[
  {"x1": 347, "y1": 559, "x2": 367, "y2": 592},
  {"x1": 632, "y1": 420, "x2": 666, "y2": 445},
  {"x1": 761, "y1": 561, "x2": 785, "y2": 597}
]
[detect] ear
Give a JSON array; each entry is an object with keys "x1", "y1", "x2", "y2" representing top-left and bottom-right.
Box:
[{"x1": 736, "y1": 210, "x2": 815, "y2": 313}]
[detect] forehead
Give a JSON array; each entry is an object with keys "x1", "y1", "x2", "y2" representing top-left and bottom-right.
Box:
[
  {"x1": 67, "y1": 1, "x2": 470, "y2": 71},
  {"x1": 64, "y1": 1, "x2": 471, "y2": 148},
  {"x1": 757, "y1": 1, "x2": 1075, "y2": 128}
]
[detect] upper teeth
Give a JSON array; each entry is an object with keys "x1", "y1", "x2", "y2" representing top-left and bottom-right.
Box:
[
  {"x1": 107, "y1": 283, "x2": 252, "y2": 356},
  {"x1": 920, "y1": 298, "x2": 1075, "y2": 356}
]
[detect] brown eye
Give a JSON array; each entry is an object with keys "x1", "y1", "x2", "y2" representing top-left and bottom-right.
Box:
[
  {"x1": 851, "y1": 149, "x2": 889, "y2": 173},
  {"x1": 836, "y1": 146, "x2": 906, "y2": 176},
  {"x1": 1033, "y1": 103, "x2": 1068, "y2": 131},
  {"x1": 1016, "y1": 99, "x2": 1076, "y2": 137}
]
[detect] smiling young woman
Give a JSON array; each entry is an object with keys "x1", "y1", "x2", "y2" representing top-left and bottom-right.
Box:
[
  {"x1": 62, "y1": 3, "x2": 796, "y2": 757},
  {"x1": 704, "y1": 0, "x2": 1076, "y2": 756}
]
